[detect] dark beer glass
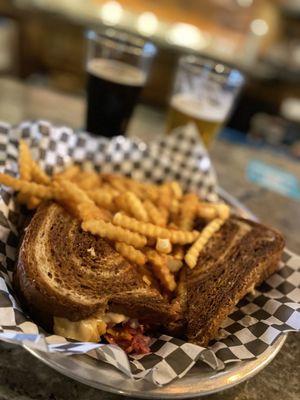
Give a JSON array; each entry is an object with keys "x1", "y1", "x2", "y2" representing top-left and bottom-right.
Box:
[{"x1": 85, "y1": 29, "x2": 156, "y2": 137}]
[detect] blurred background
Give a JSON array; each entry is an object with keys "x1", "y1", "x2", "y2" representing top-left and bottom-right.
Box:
[{"x1": 0, "y1": 0, "x2": 299, "y2": 157}]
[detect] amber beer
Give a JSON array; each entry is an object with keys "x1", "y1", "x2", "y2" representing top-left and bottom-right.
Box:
[
  {"x1": 86, "y1": 58, "x2": 146, "y2": 137},
  {"x1": 166, "y1": 93, "x2": 226, "y2": 147}
]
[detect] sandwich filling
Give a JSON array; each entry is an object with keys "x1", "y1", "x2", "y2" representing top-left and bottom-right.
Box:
[{"x1": 54, "y1": 313, "x2": 151, "y2": 354}]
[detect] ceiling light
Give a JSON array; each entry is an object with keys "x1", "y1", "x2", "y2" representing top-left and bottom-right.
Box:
[
  {"x1": 137, "y1": 12, "x2": 158, "y2": 36},
  {"x1": 100, "y1": 1, "x2": 123, "y2": 26}
]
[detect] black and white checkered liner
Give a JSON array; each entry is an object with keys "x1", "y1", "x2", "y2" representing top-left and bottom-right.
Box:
[{"x1": 0, "y1": 121, "x2": 299, "y2": 386}]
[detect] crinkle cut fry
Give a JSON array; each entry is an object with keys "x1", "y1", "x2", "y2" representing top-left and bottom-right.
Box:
[
  {"x1": 0, "y1": 173, "x2": 53, "y2": 198},
  {"x1": 82, "y1": 219, "x2": 147, "y2": 248},
  {"x1": 113, "y1": 212, "x2": 199, "y2": 244},
  {"x1": 143, "y1": 200, "x2": 166, "y2": 226},
  {"x1": 122, "y1": 191, "x2": 149, "y2": 222},
  {"x1": 75, "y1": 171, "x2": 101, "y2": 191},
  {"x1": 19, "y1": 140, "x2": 50, "y2": 185},
  {"x1": 17, "y1": 192, "x2": 41, "y2": 209},
  {"x1": 197, "y1": 202, "x2": 230, "y2": 220},
  {"x1": 185, "y1": 217, "x2": 226, "y2": 269},
  {"x1": 115, "y1": 242, "x2": 146, "y2": 265},
  {"x1": 54, "y1": 165, "x2": 80, "y2": 181},
  {"x1": 178, "y1": 193, "x2": 199, "y2": 230},
  {"x1": 146, "y1": 249, "x2": 177, "y2": 291},
  {"x1": 53, "y1": 179, "x2": 111, "y2": 221},
  {"x1": 77, "y1": 202, "x2": 112, "y2": 222},
  {"x1": 87, "y1": 189, "x2": 116, "y2": 210},
  {"x1": 19, "y1": 140, "x2": 32, "y2": 181},
  {"x1": 30, "y1": 160, "x2": 51, "y2": 185}
]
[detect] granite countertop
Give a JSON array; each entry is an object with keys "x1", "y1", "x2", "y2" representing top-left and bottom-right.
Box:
[{"x1": 0, "y1": 77, "x2": 299, "y2": 400}]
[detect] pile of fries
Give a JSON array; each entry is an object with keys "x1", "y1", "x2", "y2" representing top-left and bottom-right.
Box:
[{"x1": 0, "y1": 140, "x2": 230, "y2": 293}]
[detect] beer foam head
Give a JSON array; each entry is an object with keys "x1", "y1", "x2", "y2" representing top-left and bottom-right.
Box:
[
  {"x1": 87, "y1": 58, "x2": 146, "y2": 87},
  {"x1": 171, "y1": 93, "x2": 233, "y2": 122}
]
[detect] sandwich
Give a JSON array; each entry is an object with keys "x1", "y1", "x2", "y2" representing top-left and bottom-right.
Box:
[
  {"x1": 168, "y1": 216, "x2": 285, "y2": 346},
  {"x1": 14, "y1": 202, "x2": 177, "y2": 353},
  {"x1": 14, "y1": 202, "x2": 284, "y2": 351},
  {"x1": 0, "y1": 141, "x2": 284, "y2": 353}
]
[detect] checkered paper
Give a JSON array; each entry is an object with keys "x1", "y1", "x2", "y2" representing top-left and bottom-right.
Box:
[{"x1": 0, "y1": 121, "x2": 299, "y2": 387}]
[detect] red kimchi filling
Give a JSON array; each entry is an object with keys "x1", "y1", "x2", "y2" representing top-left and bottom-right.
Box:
[{"x1": 104, "y1": 321, "x2": 151, "y2": 354}]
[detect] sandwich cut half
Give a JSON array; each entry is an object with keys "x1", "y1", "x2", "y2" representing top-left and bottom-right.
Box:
[
  {"x1": 14, "y1": 202, "x2": 177, "y2": 353},
  {"x1": 169, "y1": 216, "x2": 285, "y2": 346}
]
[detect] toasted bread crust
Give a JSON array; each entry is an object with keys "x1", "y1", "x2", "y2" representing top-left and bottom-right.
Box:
[
  {"x1": 14, "y1": 204, "x2": 104, "y2": 327},
  {"x1": 185, "y1": 217, "x2": 285, "y2": 346},
  {"x1": 14, "y1": 203, "x2": 176, "y2": 330},
  {"x1": 166, "y1": 217, "x2": 285, "y2": 345}
]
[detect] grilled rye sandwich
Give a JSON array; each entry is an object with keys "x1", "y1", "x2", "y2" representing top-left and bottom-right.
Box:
[
  {"x1": 169, "y1": 217, "x2": 285, "y2": 346},
  {"x1": 14, "y1": 202, "x2": 176, "y2": 352},
  {"x1": 14, "y1": 202, "x2": 284, "y2": 350}
]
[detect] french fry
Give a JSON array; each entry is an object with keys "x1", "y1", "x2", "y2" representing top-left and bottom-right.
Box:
[
  {"x1": 170, "y1": 198, "x2": 180, "y2": 217},
  {"x1": 169, "y1": 181, "x2": 183, "y2": 200},
  {"x1": 75, "y1": 171, "x2": 101, "y2": 191},
  {"x1": 114, "y1": 191, "x2": 149, "y2": 222},
  {"x1": 114, "y1": 193, "x2": 131, "y2": 215},
  {"x1": 197, "y1": 202, "x2": 230, "y2": 221},
  {"x1": 143, "y1": 200, "x2": 166, "y2": 227},
  {"x1": 19, "y1": 140, "x2": 32, "y2": 181},
  {"x1": 30, "y1": 161, "x2": 51, "y2": 185},
  {"x1": 159, "y1": 207, "x2": 169, "y2": 227},
  {"x1": 54, "y1": 165, "x2": 80, "y2": 181},
  {"x1": 115, "y1": 242, "x2": 146, "y2": 265},
  {"x1": 99, "y1": 183, "x2": 120, "y2": 198},
  {"x1": 146, "y1": 249, "x2": 176, "y2": 291},
  {"x1": 122, "y1": 178, "x2": 145, "y2": 199},
  {"x1": 156, "y1": 238, "x2": 172, "y2": 254},
  {"x1": 142, "y1": 182, "x2": 160, "y2": 202},
  {"x1": 103, "y1": 174, "x2": 128, "y2": 193},
  {"x1": 159, "y1": 183, "x2": 173, "y2": 207},
  {"x1": 215, "y1": 203, "x2": 230, "y2": 220},
  {"x1": 158, "y1": 184, "x2": 173, "y2": 222},
  {"x1": 113, "y1": 212, "x2": 199, "y2": 244},
  {"x1": 19, "y1": 140, "x2": 51, "y2": 185},
  {"x1": 178, "y1": 193, "x2": 199, "y2": 230},
  {"x1": 54, "y1": 179, "x2": 91, "y2": 205},
  {"x1": 77, "y1": 202, "x2": 112, "y2": 222},
  {"x1": 185, "y1": 217, "x2": 226, "y2": 269},
  {"x1": 82, "y1": 219, "x2": 147, "y2": 248},
  {"x1": 166, "y1": 256, "x2": 183, "y2": 273},
  {"x1": 17, "y1": 192, "x2": 41, "y2": 209},
  {"x1": 124, "y1": 191, "x2": 149, "y2": 222},
  {"x1": 53, "y1": 180, "x2": 111, "y2": 221},
  {"x1": 197, "y1": 203, "x2": 217, "y2": 220},
  {"x1": 101, "y1": 173, "x2": 160, "y2": 202},
  {"x1": 0, "y1": 173, "x2": 53, "y2": 198},
  {"x1": 87, "y1": 189, "x2": 116, "y2": 210}
]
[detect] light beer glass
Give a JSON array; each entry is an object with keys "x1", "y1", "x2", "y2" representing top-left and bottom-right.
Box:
[{"x1": 166, "y1": 55, "x2": 244, "y2": 147}]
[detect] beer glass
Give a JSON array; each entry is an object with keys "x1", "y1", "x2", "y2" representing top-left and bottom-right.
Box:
[
  {"x1": 86, "y1": 29, "x2": 156, "y2": 137},
  {"x1": 166, "y1": 55, "x2": 244, "y2": 147}
]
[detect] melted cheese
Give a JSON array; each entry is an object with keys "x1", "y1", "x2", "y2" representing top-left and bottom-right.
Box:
[{"x1": 53, "y1": 312, "x2": 128, "y2": 342}]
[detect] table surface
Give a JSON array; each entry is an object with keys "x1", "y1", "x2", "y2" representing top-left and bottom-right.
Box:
[{"x1": 0, "y1": 77, "x2": 299, "y2": 400}]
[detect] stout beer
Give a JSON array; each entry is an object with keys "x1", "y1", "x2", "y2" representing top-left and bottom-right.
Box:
[{"x1": 86, "y1": 58, "x2": 146, "y2": 137}]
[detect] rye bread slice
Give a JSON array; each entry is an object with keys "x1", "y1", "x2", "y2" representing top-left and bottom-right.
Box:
[
  {"x1": 14, "y1": 202, "x2": 175, "y2": 330},
  {"x1": 168, "y1": 217, "x2": 285, "y2": 346}
]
